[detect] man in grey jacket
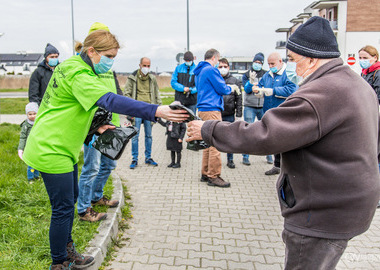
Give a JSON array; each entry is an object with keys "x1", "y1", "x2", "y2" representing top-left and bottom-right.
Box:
[{"x1": 187, "y1": 16, "x2": 380, "y2": 269}]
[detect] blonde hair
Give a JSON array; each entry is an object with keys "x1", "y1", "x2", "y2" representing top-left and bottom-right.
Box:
[
  {"x1": 75, "y1": 30, "x2": 120, "y2": 54},
  {"x1": 359, "y1": 45, "x2": 379, "y2": 62}
]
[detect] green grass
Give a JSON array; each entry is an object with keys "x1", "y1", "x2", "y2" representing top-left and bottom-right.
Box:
[
  {"x1": 159, "y1": 87, "x2": 174, "y2": 93},
  {"x1": 0, "y1": 88, "x2": 28, "y2": 92},
  {"x1": 0, "y1": 98, "x2": 29, "y2": 114},
  {"x1": 161, "y1": 96, "x2": 175, "y2": 105},
  {"x1": 0, "y1": 123, "x2": 117, "y2": 269}
]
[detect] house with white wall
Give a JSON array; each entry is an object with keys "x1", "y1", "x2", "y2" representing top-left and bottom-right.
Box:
[{"x1": 0, "y1": 53, "x2": 43, "y2": 75}]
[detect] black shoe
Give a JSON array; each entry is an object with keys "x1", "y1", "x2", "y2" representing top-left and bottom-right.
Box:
[
  {"x1": 167, "y1": 162, "x2": 175, "y2": 168},
  {"x1": 200, "y1": 174, "x2": 209, "y2": 182},
  {"x1": 227, "y1": 160, "x2": 235, "y2": 169},
  {"x1": 172, "y1": 163, "x2": 181, "y2": 168},
  {"x1": 265, "y1": 167, "x2": 280, "y2": 175},
  {"x1": 130, "y1": 160, "x2": 138, "y2": 169}
]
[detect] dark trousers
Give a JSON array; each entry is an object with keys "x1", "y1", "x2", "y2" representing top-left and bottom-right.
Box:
[
  {"x1": 222, "y1": 114, "x2": 235, "y2": 160},
  {"x1": 274, "y1": 153, "x2": 281, "y2": 168},
  {"x1": 282, "y1": 229, "x2": 348, "y2": 270},
  {"x1": 171, "y1": 151, "x2": 182, "y2": 163},
  {"x1": 41, "y1": 164, "x2": 79, "y2": 265}
]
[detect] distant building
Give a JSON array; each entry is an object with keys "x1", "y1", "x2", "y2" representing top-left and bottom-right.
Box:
[
  {"x1": 275, "y1": 0, "x2": 380, "y2": 73},
  {"x1": 0, "y1": 53, "x2": 44, "y2": 75},
  {"x1": 225, "y1": 56, "x2": 253, "y2": 74}
]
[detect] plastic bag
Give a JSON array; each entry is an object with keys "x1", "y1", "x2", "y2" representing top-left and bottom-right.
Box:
[{"x1": 92, "y1": 126, "x2": 138, "y2": 160}]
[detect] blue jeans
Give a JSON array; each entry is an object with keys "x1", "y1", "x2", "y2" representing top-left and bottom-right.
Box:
[
  {"x1": 132, "y1": 117, "x2": 153, "y2": 161},
  {"x1": 243, "y1": 106, "x2": 272, "y2": 163},
  {"x1": 222, "y1": 114, "x2": 235, "y2": 161},
  {"x1": 185, "y1": 104, "x2": 197, "y2": 115},
  {"x1": 27, "y1": 166, "x2": 40, "y2": 180},
  {"x1": 41, "y1": 164, "x2": 78, "y2": 265},
  {"x1": 77, "y1": 140, "x2": 117, "y2": 214}
]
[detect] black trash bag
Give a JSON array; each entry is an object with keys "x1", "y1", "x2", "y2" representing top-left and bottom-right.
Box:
[
  {"x1": 169, "y1": 102, "x2": 209, "y2": 151},
  {"x1": 92, "y1": 126, "x2": 138, "y2": 160},
  {"x1": 84, "y1": 107, "x2": 113, "y2": 145}
]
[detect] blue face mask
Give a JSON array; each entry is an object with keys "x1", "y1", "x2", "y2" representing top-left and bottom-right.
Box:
[
  {"x1": 94, "y1": 54, "x2": 114, "y2": 74},
  {"x1": 215, "y1": 62, "x2": 219, "y2": 68},
  {"x1": 48, "y1": 58, "x2": 59, "y2": 67},
  {"x1": 252, "y1": 63, "x2": 262, "y2": 71},
  {"x1": 286, "y1": 62, "x2": 302, "y2": 85},
  {"x1": 270, "y1": 67, "x2": 278, "y2": 73},
  {"x1": 360, "y1": 59, "x2": 371, "y2": 69},
  {"x1": 185, "y1": 61, "x2": 193, "y2": 67}
]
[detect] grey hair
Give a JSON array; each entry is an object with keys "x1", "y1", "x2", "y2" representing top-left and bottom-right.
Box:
[{"x1": 204, "y1": 48, "x2": 220, "y2": 60}]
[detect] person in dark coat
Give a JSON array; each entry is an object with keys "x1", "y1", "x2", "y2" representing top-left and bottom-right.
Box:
[
  {"x1": 359, "y1": 45, "x2": 380, "y2": 103},
  {"x1": 158, "y1": 112, "x2": 187, "y2": 168},
  {"x1": 218, "y1": 58, "x2": 242, "y2": 169},
  {"x1": 28, "y1": 43, "x2": 59, "y2": 105}
]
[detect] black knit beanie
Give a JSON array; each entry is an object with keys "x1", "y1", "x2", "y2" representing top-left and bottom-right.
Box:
[
  {"x1": 286, "y1": 16, "x2": 340, "y2": 59},
  {"x1": 44, "y1": 43, "x2": 59, "y2": 58},
  {"x1": 253, "y1": 52, "x2": 264, "y2": 64}
]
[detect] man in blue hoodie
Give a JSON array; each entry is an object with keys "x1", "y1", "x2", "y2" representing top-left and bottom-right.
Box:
[{"x1": 194, "y1": 48, "x2": 232, "y2": 188}]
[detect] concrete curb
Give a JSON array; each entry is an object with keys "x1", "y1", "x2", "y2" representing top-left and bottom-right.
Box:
[{"x1": 84, "y1": 172, "x2": 125, "y2": 270}]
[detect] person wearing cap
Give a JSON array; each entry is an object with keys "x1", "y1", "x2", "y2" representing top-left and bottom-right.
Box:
[
  {"x1": 28, "y1": 43, "x2": 59, "y2": 105},
  {"x1": 124, "y1": 57, "x2": 162, "y2": 169},
  {"x1": 241, "y1": 52, "x2": 273, "y2": 166},
  {"x1": 18, "y1": 102, "x2": 40, "y2": 184},
  {"x1": 171, "y1": 51, "x2": 197, "y2": 113},
  {"x1": 186, "y1": 16, "x2": 380, "y2": 269},
  {"x1": 250, "y1": 52, "x2": 297, "y2": 176}
]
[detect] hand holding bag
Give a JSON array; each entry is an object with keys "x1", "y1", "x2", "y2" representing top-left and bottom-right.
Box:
[{"x1": 92, "y1": 126, "x2": 138, "y2": 160}]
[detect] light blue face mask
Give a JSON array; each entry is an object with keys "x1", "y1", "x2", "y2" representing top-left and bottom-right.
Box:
[
  {"x1": 94, "y1": 54, "x2": 114, "y2": 74},
  {"x1": 215, "y1": 62, "x2": 219, "y2": 68},
  {"x1": 360, "y1": 59, "x2": 371, "y2": 69},
  {"x1": 252, "y1": 62, "x2": 262, "y2": 71},
  {"x1": 270, "y1": 66, "x2": 278, "y2": 73},
  {"x1": 48, "y1": 58, "x2": 59, "y2": 67},
  {"x1": 185, "y1": 61, "x2": 193, "y2": 67},
  {"x1": 286, "y1": 62, "x2": 302, "y2": 85}
]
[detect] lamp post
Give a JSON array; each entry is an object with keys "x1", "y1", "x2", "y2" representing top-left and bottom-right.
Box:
[
  {"x1": 71, "y1": 0, "x2": 75, "y2": 55},
  {"x1": 187, "y1": 0, "x2": 189, "y2": 51}
]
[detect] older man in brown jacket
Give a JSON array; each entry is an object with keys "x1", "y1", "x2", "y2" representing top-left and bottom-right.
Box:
[{"x1": 187, "y1": 16, "x2": 380, "y2": 269}]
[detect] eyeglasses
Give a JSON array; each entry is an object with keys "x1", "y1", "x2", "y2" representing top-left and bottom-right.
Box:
[{"x1": 218, "y1": 66, "x2": 228, "y2": 69}]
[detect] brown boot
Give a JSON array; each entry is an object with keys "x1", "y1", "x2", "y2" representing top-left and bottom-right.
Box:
[
  {"x1": 50, "y1": 261, "x2": 72, "y2": 270},
  {"x1": 91, "y1": 196, "x2": 119, "y2": 208},
  {"x1": 66, "y1": 242, "x2": 95, "y2": 269},
  {"x1": 79, "y1": 207, "x2": 107, "y2": 222},
  {"x1": 207, "y1": 177, "x2": 231, "y2": 188}
]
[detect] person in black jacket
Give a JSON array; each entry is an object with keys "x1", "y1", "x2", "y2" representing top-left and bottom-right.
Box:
[
  {"x1": 28, "y1": 43, "x2": 59, "y2": 105},
  {"x1": 158, "y1": 113, "x2": 187, "y2": 169},
  {"x1": 218, "y1": 58, "x2": 242, "y2": 169}
]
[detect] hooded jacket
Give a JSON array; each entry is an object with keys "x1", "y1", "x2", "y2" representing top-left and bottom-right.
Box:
[
  {"x1": 201, "y1": 58, "x2": 380, "y2": 240},
  {"x1": 194, "y1": 61, "x2": 231, "y2": 112},
  {"x1": 28, "y1": 60, "x2": 55, "y2": 105},
  {"x1": 124, "y1": 70, "x2": 162, "y2": 105}
]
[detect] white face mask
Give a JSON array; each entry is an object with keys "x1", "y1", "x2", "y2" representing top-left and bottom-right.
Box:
[
  {"x1": 141, "y1": 67, "x2": 150, "y2": 75},
  {"x1": 219, "y1": 67, "x2": 228, "y2": 76}
]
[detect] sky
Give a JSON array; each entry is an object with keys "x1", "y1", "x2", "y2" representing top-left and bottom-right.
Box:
[{"x1": 0, "y1": 0, "x2": 314, "y2": 72}]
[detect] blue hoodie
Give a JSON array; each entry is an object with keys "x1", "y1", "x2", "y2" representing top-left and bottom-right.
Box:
[{"x1": 194, "y1": 61, "x2": 231, "y2": 112}]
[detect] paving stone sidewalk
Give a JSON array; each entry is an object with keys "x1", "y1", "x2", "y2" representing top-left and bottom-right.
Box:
[{"x1": 100, "y1": 124, "x2": 379, "y2": 269}]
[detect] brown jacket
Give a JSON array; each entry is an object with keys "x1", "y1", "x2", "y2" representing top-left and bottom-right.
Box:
[{"x1": 201, "y1": 58, "x2": 380, "y2": 240}]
